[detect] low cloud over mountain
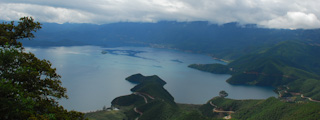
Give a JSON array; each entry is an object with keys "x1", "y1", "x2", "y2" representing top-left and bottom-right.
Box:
[{"x1": 1, "y1": 0, "x2": 320, "y2": 29}]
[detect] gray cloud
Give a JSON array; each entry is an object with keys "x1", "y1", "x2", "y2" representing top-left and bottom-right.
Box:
[{"x1": 1, "y1": 0, "x2": 320, "y2": 29}]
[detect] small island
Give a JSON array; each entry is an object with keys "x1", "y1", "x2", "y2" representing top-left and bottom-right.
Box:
[
  {"x1": 101, "y1": 51, "x2": 108, "y2": 54},
  {"x1": 171, "y1": 59, "x2": 183, "y2": 63}
]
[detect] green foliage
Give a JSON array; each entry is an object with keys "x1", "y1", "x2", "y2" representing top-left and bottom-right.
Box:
[
  {"x1": 229, "y1": 41, "x2": 320, "y2": 76},
  {"x1": 0, "y1": 47, "x2": 67, "y2": 99},
  {"x1": 219, "y1": 91, "x2": 228, "y2": 98},
  {"x1": 0, "y1": 17, "x2": 41, "y2": 47},
  {"x1": 237, "y1": 98, "x2": 320, "y2": 120},
  {"x1": 85, "y1": 109, "x2": 128, "y2": 120},
  {"x1": 206, "y1": 97, "x2": 320, "y2": 120},
  {"x1": 138, "y1": 100, "x2": 177, "y2": 120},
  {"x1": 0, "y1": 79, "x2": 36, "y2": 119},
  {"x1": 0, "y1": 17, "x2": 85, "y2": 120},
  {"x1": 288, "y1": 79, "x2": 320, "y2": 100},
  {"x1": 225, "y1": 41, "x2": 320, "y2": 100},
  {"x1": 174, "y1": 111, "x2": 212, "y2": 120},
  {"x1": 199, "y1": 101, "x2": 218, "y2": 117}
]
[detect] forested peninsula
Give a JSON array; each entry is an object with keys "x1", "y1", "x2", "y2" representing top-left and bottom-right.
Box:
[
  {"x1": 189, "y1": 40, "x2": 320, "y2": 101},
  {"x1": 86, "y1": 74, "x2": 320, "y2": 120}
]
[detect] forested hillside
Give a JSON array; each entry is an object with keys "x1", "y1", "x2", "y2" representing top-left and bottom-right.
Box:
[
  {"x1": 200, "y1": 97, "x2": 320, "y2": 120},
  {"x1": 189, "y1": 41, "x2": 320, "y2": 100}
]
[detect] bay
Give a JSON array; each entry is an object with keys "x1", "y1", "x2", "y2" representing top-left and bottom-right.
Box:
[{"x1": 26, "y1": 46, "x2": 277, "y2": 112}]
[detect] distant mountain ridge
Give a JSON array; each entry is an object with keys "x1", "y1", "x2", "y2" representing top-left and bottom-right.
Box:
[{"x1": 21, "y1": 21, "x2": 320, "y2": 60}]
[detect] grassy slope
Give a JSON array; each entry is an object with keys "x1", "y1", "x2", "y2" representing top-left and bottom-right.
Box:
[
  {"x1": 85, "y1": 109, "x2": 127, "y2": 120},
  {"x1": 200, "y1": 97, "x2": 320, "y2": 120}
]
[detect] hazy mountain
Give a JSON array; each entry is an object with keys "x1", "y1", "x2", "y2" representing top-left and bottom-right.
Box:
[{"x1": 22, "y1": 21, "x2": 320, "y2": 60}]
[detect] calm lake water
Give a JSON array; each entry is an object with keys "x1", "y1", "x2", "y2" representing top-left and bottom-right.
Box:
[{"x1": 26, "y1": 46, "x2": 277, "y2": 112}]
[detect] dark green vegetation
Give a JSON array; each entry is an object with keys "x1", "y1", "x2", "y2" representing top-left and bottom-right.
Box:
[
  {"x1": 126, "y1": 73, "x2": 167, "y2": 85},
  {"x1": 89, "y1": 74, "x2": 320, "y2": 120},
  {"x1": 111, "y1": 74, "x2": 177, "y2": 120},
  {"x1": 201, "y1": 97, "x2": 320, "y2": 120},
  {"x1": 189, "y1": 41, "x2": 320, "y2": 100},
  {"x1": 0, "y1": 17, "x2": 85, "y2": 120},
  {"x1": 22, "y1": 22, "x2": 320, "y2": 60},
  {"x1": 84, "y1": 108, "x2": 128, "y2": 120},
  {"x1": 219, "y1": 90, "x2": 228, "y2": 98}
]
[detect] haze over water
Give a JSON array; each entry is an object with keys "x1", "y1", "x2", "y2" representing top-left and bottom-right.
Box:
[{"x1": 26, "y1": 46, "x2": 277, "y2": 112}]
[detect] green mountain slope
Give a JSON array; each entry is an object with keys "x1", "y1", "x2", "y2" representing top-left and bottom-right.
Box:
[
  {"x1": 201, "y1": 97, "x2": 320, "y2": 120},
  {"x1": 111, "y1": 74, "x2": 177, "y2": 120},
  {"x1": 228, "y1": 41, "x2": 320, "y2": 87},
  {"x1": 229, "y1": 41, "x2": 320, "y2": 75},
  {"x1": 189, "y1": 41, "x2": 320, "y2": 100}
]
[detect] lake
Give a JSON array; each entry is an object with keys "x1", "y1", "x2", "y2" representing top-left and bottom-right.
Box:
[{"x1": 26, "y1": 46, "x2": 277, "y2": 112}]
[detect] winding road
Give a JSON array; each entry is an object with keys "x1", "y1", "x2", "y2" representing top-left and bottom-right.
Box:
[
  {"x1": 133, "y1": 92, "x2": 149, "y2": 103},
  {"x1": 132, "y1": 92, "x2": 156, "y2": 120},
  {"x1": 301, "y1": 94, "x2": 320, "y2": 102},
  {"x1": 134, "y1": 107, "x2": 143, "y2": 120},
  {"x1": 210, "y1": 101, "x2": 235, "y2": 119}
]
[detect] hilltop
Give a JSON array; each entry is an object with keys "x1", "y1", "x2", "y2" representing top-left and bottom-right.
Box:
[
  {"x1": 110, "y1": 74, "x2": 177, "y2": 120},
  {"x1": 189, "y1": 41, "x2": 320, "y2": 100}
]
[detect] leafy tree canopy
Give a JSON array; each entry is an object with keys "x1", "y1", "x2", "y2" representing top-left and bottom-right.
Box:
[
  {"x1": 0, "y1": 17, "x2": 41, "y2": 47},
  {"x1": 0, "y1": 17, "x2": 85, "y2": 120}
]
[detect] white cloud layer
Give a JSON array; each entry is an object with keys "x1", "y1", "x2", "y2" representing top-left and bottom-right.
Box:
[{"x1": 1, "y1": 0, "x2": 320, "y2": 29}]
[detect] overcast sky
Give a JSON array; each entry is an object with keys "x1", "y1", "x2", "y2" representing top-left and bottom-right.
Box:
[{"x1": 1, "y1": 0, "x2": 320, "y2": 29}]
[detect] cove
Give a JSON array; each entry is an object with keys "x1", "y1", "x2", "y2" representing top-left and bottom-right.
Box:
[{"x1": 26, "y1": 46, "x2": 277, "y2": 112}]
